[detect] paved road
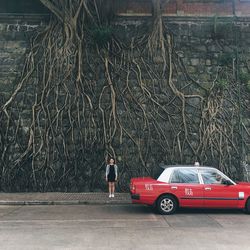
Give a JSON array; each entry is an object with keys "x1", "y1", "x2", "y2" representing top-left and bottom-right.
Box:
[{"x1": 0, "y1": 205, "x2": 250, "y2": 250}]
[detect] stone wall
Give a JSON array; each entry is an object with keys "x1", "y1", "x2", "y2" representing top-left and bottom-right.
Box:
[
  {"x1": 0, "y1": 15, "x2": 47, "y2": 99},
  {"x1": 0, "y1": 14, "x2": 250, "y2": 191}
]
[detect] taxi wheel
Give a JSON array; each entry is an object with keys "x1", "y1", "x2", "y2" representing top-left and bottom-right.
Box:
[
  {"x1": 156, "y1": 195, "x2": 177, "y2": 215},
  {"x1": 245, "y1": 198, "x2": 250, "y2": 214}
]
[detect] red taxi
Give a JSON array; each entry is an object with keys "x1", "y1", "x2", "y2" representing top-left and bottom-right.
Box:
[{"x1": 130, "y1": 165, "x2": 250, "y2": 214}]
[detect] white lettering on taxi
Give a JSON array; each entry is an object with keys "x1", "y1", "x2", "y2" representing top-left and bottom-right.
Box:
[
  {"x1": 145, "y1": 184, "x2": 153, "y2": 190},
  {"x1": 185, "y1": 188, "x2": 193, "y2": 196}
]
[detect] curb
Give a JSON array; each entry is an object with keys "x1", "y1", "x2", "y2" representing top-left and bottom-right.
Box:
[
  {"x1": 0, "y1": 200, "x2": 132, "y2": 206},
  {"x1": 0, "y1": 192, "x2": 132, "y2": 205}
]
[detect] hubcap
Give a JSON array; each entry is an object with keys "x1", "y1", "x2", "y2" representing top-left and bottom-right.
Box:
[{"x1": 160, "y1": 198, "x2": 174, "y2": 212}]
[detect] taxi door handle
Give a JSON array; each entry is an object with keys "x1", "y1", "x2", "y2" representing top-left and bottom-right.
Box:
[
  {"x1": 171, "y1": 186, "x2": 178, "y2": 190},
  {"x1": 205, "y1": 187, "x2": 211, "y2": 191}
]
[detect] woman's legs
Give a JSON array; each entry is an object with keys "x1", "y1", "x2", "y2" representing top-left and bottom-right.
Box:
[
  {"x1": 108, "y1": 182, "x2": 112, "y2": 196},
  {"x1": 111, "y1": 182, "x2": 115, "y2": 196},
  {"x1": 108, "y1": 182, "x2": 115, "y2": 197}
]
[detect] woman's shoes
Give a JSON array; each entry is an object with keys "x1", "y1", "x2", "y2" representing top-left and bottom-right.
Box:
[{"x1": 109, "y1": 193, "x2": 115, "y2": 198}]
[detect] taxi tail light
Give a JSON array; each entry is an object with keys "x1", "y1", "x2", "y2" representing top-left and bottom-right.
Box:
[{"x1": 130, "y1": 183, "x2": 136, "y2": 193}]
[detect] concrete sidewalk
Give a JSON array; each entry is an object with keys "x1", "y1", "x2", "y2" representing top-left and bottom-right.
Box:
[{"x1": 0, "y1": 192, "x2": 131, "y2": 205}]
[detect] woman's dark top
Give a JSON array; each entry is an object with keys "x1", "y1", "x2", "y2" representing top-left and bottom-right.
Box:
[{"x1": 107, "y1": 164, "x2": 116, "y2": 182}]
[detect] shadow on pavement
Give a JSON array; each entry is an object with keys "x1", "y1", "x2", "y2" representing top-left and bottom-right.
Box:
[
  {"x1": 128, "y1": 204, "x2": 245, "y2": 215},
  {"x1": 177, "y1": 207, "x2": 244, "y2": 215}
]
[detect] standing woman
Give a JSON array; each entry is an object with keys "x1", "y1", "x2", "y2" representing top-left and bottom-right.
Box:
[{"x1": 106, "y1": 158, "x2": 118, "y2": 198}]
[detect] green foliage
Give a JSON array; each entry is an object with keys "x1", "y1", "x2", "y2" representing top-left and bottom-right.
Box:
[
  {"x1": 215, "y1": 78, "x2": 229, "y2": 90},
  {"x1": 92, "y1": 26, "x2": 113, "y2": 47},
  {"x1": 247, "y1": 82, "x2": 250, "y2": 92},
  {"x1": 239, "y1": 72, "x2": 250, "y2": 92},
  {"x1": 239, "y1": 72, "x2": 250, "y2": 84}
]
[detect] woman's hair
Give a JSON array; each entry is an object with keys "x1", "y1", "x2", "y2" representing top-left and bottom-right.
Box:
[{"x1": 107, "y1": 157, "x2": 116, "y2": 164}]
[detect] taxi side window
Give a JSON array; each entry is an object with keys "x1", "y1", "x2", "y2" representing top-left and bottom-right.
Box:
[
  {"x1": 200, "y1": 169, "x2": 224, "y2": 184},
  {"x1": 170, "y1": 169, "x2": 199, "y2": 184}
]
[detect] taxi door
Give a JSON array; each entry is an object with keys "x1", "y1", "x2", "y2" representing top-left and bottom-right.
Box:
[
  {"x1": 199, "y1": 168, "x2": 239, "y2": 208},
  {"x1": 169, "y1": 168, "x2": 204, "y2": 208}
]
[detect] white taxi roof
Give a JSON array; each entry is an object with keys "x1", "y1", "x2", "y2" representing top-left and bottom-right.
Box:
[{"x1": 157, "y1": 165, "x2": 235, "y2": 184}]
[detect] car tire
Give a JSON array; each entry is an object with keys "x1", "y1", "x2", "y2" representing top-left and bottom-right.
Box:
[
  {"x1": 156, "y1": 195, "x2": 177, "y2": 215},
  {"x1": 245, "y1": 198, "x2": 250, "y2": 214}
]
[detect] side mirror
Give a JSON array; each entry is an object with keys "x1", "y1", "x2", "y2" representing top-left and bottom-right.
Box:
[{"x1": 222, "y1": 179, "x2": 233, "y2": 185}]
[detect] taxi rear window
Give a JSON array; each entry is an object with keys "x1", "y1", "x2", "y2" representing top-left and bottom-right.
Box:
[{"x1": 170, "y1": 168, "x2": 199, "y2": 184}]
